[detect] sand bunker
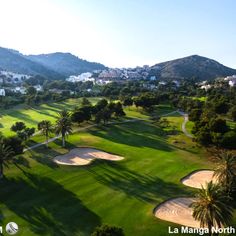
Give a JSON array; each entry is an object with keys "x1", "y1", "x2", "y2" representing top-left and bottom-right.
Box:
[
  {"x1": 54, "y1": 147, "x2": 124, "y2": 166},
  {"x1": 181, "y1": 170, "x2": 216, "y2": 189},
  {"x1": 154, "y1": 198, "x2": 200, "y2": 228}
]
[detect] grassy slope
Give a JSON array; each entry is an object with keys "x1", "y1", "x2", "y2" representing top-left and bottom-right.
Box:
[
  {"x1": 0, "y1": 98, "x2": 101, "y2": 136},
  {"x1": 185, "y1": 121, "x2": 194, "y2": 135},
  {"x1": 0, "y1": 105, "x2": 235, "y2": 236}
]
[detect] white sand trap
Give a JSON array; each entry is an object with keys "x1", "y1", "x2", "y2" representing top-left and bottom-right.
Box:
[
  {"x1": 181, "y1": 170, "x2": 216, "y2": 189},
  {"x1": 154, "y1": 197, "x2": 200, "y2": 228},
  {"x1": 54, "y1": 147, "x2": 124, "y2": 166}
]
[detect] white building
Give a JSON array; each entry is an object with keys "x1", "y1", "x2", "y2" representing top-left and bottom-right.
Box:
[
  {"x1": 0, "y1": 89, "x2": 6, "y2": 96},
  {"x1": 229, "y1": 79, "x2": 236, "y2": 87},
  {"x1": 0, "y1": 71, "x2": 31, "y2": 84},
  {"x1": 11, "y1": 87, "x2": 27, "y2": 94},
  {"x1": 66, "y1": 72, "x2": 94, "y2": 83},
  {"x1": 33, "y1": 85, "x2": 43, "y2": 91},
  {"x1": 173, "y1": 80, "x2": 180, "y2": 87},
  {"x1": 200, "y1": 84, "x2": 211, "y2": 90},
  {"x1": 96, "y1": 79, "x2": 112, "y2": 85},
  {"x1": 149, "y1": 76, "x2": 157, "y2": 81},
  {"x1": 224, "y1": 75, "x2": 236, "y2": 87},
  {"x1": 159, "y1": 81, "x2": 167, "y2": 85}
]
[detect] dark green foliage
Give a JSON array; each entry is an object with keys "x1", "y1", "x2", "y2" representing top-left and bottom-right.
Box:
[
  {"x1": 93, "y1": 100, "x2": 125, "y2": 125},
  {"x1": 17, "y1": 128, "x2": 35, "y2": 141},
  {"x1": 27, "y1": 86, "x2": 37, "y2": 96},
  {"x1": 189, "y1": 108, "x2": 202, "y2": 122},
  {"x1": 209, "y1": 118, "x2": 228, "y2": 133},
  {"x1": 79, "y1": 106, "x2": 93, "y2": 121},
  {"x1": 114, "y1": 102, "x2": 126, "y2": 117},
  {"x1": 177, "y1": 87, "x2": 236, "y2": 149},
  {"x1": 221, "y1": 131, "x2": 236, "y2": 149},
  {"x1": 193, "y1": 117, "x2": 232, "y2": 147},
  {"x1": 213, "y1": 152, "x2": 236, "y2": 195},
  {"x1": 94, "y1": 107, "x2": 112, "y2": 125},
  {"x1": 122, "y1": 97, "x2": 133, "y2": 107},
  {"x1": 81, "y1": 97, "x2": 92, "y2": 107},
  {"x1": 11, "y1": 122, "x2": 26, "y2": 132},
  {"x1": 38, "y1": 120, "x2": 53, "y2": 147},
  {"x1": 213, "y1": 100, "x2": 229, "y2": 114},
  {"x1": 229, "y1": 106, "x2": 236, "y2": 121},
  {"x1": 55, "y1": 110, "x2": 73, "y2": 147},
  {"x1": 191, "y1": 181, "x2": 233, "y2": 233},
  {"x1": 3, "y1": 136, "x2": 24, "y2": 155},
  {"x1": 95, "y1": 99, "x2": 108, "y2": 111},
  {"x1": 0, "y1": 136, "x2": 14, "y2": 178},
  {"x1": 195, "y1": 127, "x2": 212, "y2": 146},
  {"x1": 133, "y1": 93, "x2": 159, "y2": 109},
  {"x1": 71, "y1": 110, "x2": 86, "y2": 125},
  {"x1": 11, "y1": 122, "x2": 35, "y2": 141},
  {"x1": 91, "y1": 225, "x2": 125, "y2": 236}
]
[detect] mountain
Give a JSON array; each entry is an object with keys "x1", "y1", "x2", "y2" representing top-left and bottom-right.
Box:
[
  {"x1": 27, "y1": 53, "x2": 106, "y2": 77},
  {"x1": 0, "y1": 47, "x2": 63, "y2": 79},
  {"x1": 0, "y1": 46, "x2": 235, "y2": 81},
  {"x1": 151, "y1": 55, "x2": 236, "y2": 80},
  {"x1": 0, "y1": 47, "x2": 106, "y2": 79}
]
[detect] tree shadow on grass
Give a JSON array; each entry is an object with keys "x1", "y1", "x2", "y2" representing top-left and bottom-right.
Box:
[
  {"x1": 32, "y1": 109, "x2": 58, "y2": 119},
  {"x1": 14, "y1": 155, "x2": 31, "y2": 169},
  {"x1": 0, "y1": 173, "x2": 101, "y2": 236},
  {"x1": 7, "y1": 110, "x2": 37, "y2": 125},
  {"x1": 27, "y1": 146, "x2": 61, "y2": 169},
  {"x1": 46, "y1": 102, "x2": 77, "y2": 112},
  {"x1": 87, "y1": 161, "x2": 192, "y2": 204},
  {"x1": 88, "y1": 121, "x2": 173, "y2": 152}
]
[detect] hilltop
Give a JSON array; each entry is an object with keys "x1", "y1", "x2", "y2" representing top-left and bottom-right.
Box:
[
  {"x1": 0, "y1": 47, "x2": 63, "y2": 79},
  {"x1": 27, "y1": 53, "x2": 106, "y2": 77},
  {"x1": 151, "y1": 55, "x2": 236, "y2": 80},
  {"x1": 0, "y1": 47, "x2": 106, "y2": 79}
]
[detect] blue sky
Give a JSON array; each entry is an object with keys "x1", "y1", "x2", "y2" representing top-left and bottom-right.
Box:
[{"x1": 0, "y1": 0, "x2": 235, "y2": 68}]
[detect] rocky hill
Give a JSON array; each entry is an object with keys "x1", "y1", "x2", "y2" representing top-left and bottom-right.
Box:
[{"x1": 151, "y1": 55, "x2": 236, "y2": 80}]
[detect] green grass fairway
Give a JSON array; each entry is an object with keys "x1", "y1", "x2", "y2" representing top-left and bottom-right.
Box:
[
  {"x1": 0, "y1": 105, "x2": 235, "y2": 236},
  {"x1": 0, "y1": 98, "x2": 101, "y2": 136}
]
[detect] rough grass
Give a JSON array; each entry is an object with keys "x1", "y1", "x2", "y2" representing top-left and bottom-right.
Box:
[{"x1": 185, "y1": 121, "x2": 194, "y2": 134}]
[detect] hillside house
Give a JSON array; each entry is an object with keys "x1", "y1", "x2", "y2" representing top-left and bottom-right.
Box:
[{"x1": 0, "y1": 88, "x2": 6, "y2": 96}]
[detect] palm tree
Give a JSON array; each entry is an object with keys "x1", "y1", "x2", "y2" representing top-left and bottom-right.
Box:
[
  {"x1": 191, "y1": 181, "x2": 233, "y2": 235},
  {"x1": 213, "y1": 151, "x2": 236, "y2": 194},
  {"x1": 55, "y1": 110, "x2": 72, "y2": 147},
  {"x1": 38, "y1": 120, "x2": 54, "y2": 147},
  {"x1": 0, "y1": 137, "x2": 14, "y2": 178}
]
